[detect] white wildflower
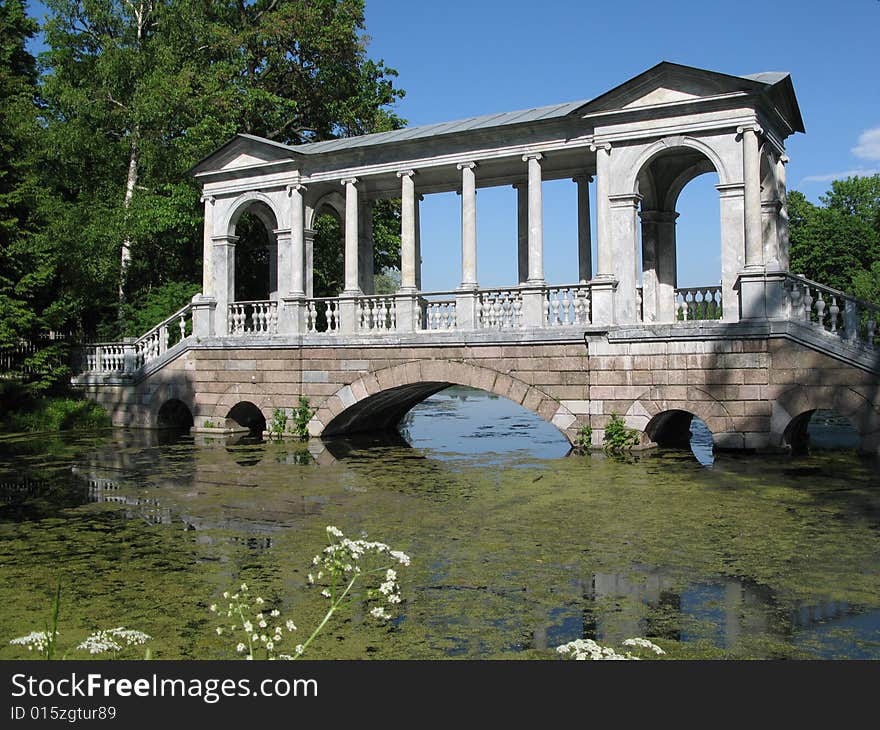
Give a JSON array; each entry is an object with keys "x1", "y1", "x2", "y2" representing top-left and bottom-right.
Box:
[
  {"x1": 320, "y1": 589, "x2": 331, "y2": 598},
  {"x1": 236, "y1": 643, "x2": 246, "y2": 653},
  {"x1": 10, "y1": 631, "x2": 51, "y2": 653},
  {"x1": 270, "y1": 609, "x2": 280, "y2": 618},
  {"x1": 243, "y1": 621, "x2": 253, "y2": 633},
  {"x1": 390, "y1": 550, "x2": 411, "y2": 566},
  {"x1": 295, "y1": 644, "x2": 304, "y2": 655},
  {"x1": 216, "y1": 627, "x2": 223, "y2": 635},
  {"x1": 255, "y1": 597, "x2": 264, "y2": 605},
  {"x1": 622, "y1": 638, "x2": 666, "y2": 655},
  {"x1": 285, "y1": 620, "x2": 296, "y2": 632},
  {"x1": 266, "y1": 641, "x2": 274, "y2": 651}
]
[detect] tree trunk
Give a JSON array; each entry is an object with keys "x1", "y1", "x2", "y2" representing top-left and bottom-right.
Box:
[{"x1": 118, "y1": 128, "x2": 139, "y2": 316}]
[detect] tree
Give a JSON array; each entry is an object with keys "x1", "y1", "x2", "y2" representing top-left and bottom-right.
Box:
[
  {"x1": 38, "y1": 0, "x2": 404, "y2": 338},
  {"x1": 788, "y1": 175, "x2": 880, "y2": 295}
]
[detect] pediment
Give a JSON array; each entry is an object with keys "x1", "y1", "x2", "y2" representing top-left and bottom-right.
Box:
[
  {"x1": 190, "y1": 134, "x2": 298, "y2": 177},
  {"x1": 574, "y1": 62, "x2": 767, "y2": 116}
]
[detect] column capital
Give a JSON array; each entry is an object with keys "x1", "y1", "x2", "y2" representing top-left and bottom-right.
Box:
[
  {"x1": 340, "y1": 177, "x2": 359, "y2": 186},
  {"x1": 572, "y1": 175, "x2": 594, "y2": 184},
  {"x1": 210, "y1": 234, "x2": 238, "y2": 245},
  {"x1": 639, "y1": 210, "x2": 679, "y2": 223},
  {"x1": 590, "y1": 142, "x2": 611, "y2": 152},
  {"x1": 396, "y1": 169, "x2": 417, "y2": 179},
  {"x1": 200, "y1": 194, "x2": 215, "y2": 205},
  {"x1": 522, "y1": 152, "x2": 543, "y2": 162},
  {"x1": 272, "y1": 227, "x2": 292, "y2": 237},
  {"x1": 780, "y1": 154, "x2": 789, "y2": 164},
  {"x1": 285, "y1": 183, "x2": 307, "y2": 195},
  {"x1": 512, "y1": 181, "x2": 527, "y2": 190},
  {"x1": 608, "y1": 193, "x2": 643, "y2": 209},
  {"x1": 736, "y1": 124, "x2": 764, "y2": 136},
  {"x1": 715, "y1": 182, "x2": 745, "y2": 198},
  {"x1": 456, "y1": 161, "x2": 477, "y2": 171}
]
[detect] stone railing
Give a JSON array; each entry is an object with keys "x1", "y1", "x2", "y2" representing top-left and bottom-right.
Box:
[
  {"x1": 419, "y1": 293, "x2": 457, "y2": 331},
  {"x1": 134, "y1": 303, "x2": 193, "y2": 368},
  {"x1": 228, "y1": 301, "x2": 278, "y2": 335},
  {"x1": 478, "y1": 288, "x2": 523, "y2": 329},
  {"x1": 674, "y1": 286, "x2": 723, "y2": 321},
  {"x1": 784, "y1": 274, "x2": 878, "y2": 348},
  {"x1": 77, "y1": 303, "x2": 193, "y2": 375},
  {"x1": 544, "y1": 285, "x2": 591, "y2": 326},
  {"x1": 305, "y1": 298, "x2": 340, "y2": 333},
  {"x1": 357, "y1": 295, "x2": 397, "y2": 332}
]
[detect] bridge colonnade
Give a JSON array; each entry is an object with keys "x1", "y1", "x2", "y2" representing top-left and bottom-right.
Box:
[{"x1": 187, "y1": 63, "x2": 800, "y2": 340}]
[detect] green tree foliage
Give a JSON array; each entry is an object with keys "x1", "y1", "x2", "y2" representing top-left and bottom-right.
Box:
[
  {"x1": 33, "y1": 0, "x2": 404, "y2": 340},
  {"x1": 788, "y1": 175, "x2": 880, "y2": 295}
]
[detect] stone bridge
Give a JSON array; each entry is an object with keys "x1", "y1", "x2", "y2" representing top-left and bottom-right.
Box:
[{"x1": 74, "y1": 62, "x2": 880, "y2": 455}]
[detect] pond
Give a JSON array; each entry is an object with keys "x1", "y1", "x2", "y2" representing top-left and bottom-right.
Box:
[{"x1": 1, "y1": 387, "x2": 878, "y2": 660}]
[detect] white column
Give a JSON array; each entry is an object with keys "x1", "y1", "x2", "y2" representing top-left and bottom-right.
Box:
[
  {"x1": 574, "y1": 175, "x2": 593, "y2": 282},
  {"x1": 524, "y1": 153, "x2": 544, "y2": 284},
  {"x1": 415, "y1": 194, "x2": 423, "y2": 290},
  {"x1": 341, "y1": 177, "x2": 360, "y2": 293},
  {"x1": 212, "y1": 234, "x2": 237, "y2": 334},
  {"x1": 304, "y1": 228, "x2": 315, "y2": 298},
  {"x1": 201, "y1": 196, "x2": 215, "y2": 296},
  {"x1": 398, "y1": 169, "x2": 417, "y2": 292},
  {"x1": 717, "y1": 182, "x2": 745, "y2": 322},
  {"x1": 458, "y1": 162, "x2": 477, "y2": 288},
  {"x1": 515, "y1": 182, "x2": 528, "y2": 284},
  {"x1": 289, "y1": 184, "x2": 305, "y2": 296},
  {"x1": 608, "y1": 194, "x2": 643, "y2": 324},
  {"x1": 776, "y1": 155, "x2": 790, "y2": 271},
  {"x1": 740, "y1": 125, "x2": 763, "y2": 269},
  {"x1": 593, "y1": 143, "x2": 612, "y2": 277}
]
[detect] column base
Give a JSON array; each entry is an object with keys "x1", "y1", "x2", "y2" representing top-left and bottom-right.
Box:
[
  {"x1": 190, "y1": 295, "x2": 217, "y2": 338},
  {"x1": 589, "y1": 276, "x2": 617, "y2": 326}
]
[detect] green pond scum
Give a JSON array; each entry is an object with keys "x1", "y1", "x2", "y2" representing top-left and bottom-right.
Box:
[{"x1": 0, "y1": 387, "x2": 879, "y2": 660}]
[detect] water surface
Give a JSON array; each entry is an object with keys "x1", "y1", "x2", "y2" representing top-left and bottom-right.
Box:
[{"x1": 1, "y1": 388, "x2": 878, "y2": 660}]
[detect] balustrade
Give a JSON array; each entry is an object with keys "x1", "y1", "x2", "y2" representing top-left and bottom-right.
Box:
[
  {"x1": 305, "y1": 299, "x2": 339, "y2": 333},
  {"x1": 784, "y1": 274, "x2": 879, "y2": 349},
  {"x1": 478, "y1": 289, "x2": 523, "y2": 330},
  {"x1": 421, "y1": 297, "x2": 457, "y2": 331},
  {"x1": 544, "y1": 285, "x2": 592, "y2": 326},
  {"x1": 673, "y1": 287, "x2": 723, "y2": 321},
  {"x1": 228, "y1": 301, "x2": 278, "y2": 335},
  {"x1": 357, "y1": 296, "x2": 397, "y2": 332}
]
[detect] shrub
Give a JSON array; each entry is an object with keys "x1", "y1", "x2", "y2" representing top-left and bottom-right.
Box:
[
  {"x1": 603, "y1": 413, "x2": 640, "y2": 454},
  {"x1": 292, "y1": 397, "x2": 315, "y2": 441}
]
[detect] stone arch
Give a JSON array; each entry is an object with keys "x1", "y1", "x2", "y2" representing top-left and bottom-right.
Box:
[
  {"x1": 771, "y1": 384, "x2": 880, "y2": 454},
  {"x1": 212, "y1": 387, "x2": 274, "y2": 427},
  {"x1": 147, "y1": 378, "x2": 196, "y2": 428},
  {"x1": 306, "y1": 191, "x2": 345, "y2": 229},
  {"x1": 310, "y1": 359, "x2": 578, "y2": 441},
  {"x1": 623, "y1": 385, "x2": 735, "y2": 447},
  {"x1": 628, "y1": 135, "x2": 732, "y2": 198},
  {"x1": 221, "y1": 191, "x2": 281, "y2": 237},
  {"x1": 156, "y1": 398, "x2": 194, "y2": 429},
  {"x1": 225, "y1": 401, "x2": 267, "y2": 433}
]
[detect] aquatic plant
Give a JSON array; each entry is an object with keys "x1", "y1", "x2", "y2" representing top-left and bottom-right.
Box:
[
  {"x1": 603, "y1": 412, "x2": 640, "y2": 454},
  {"x1": 292, "y1": 396, "x2": 315, "y2": 441},
  {"x1": 269, "y1": 408, "x2": 289, "y2": 440},
  {"x1": 574, "y1": 423, "x2": 593, "y2": 451},
  {"x1": 212, "y1": 526, "x2": 411, "y2": 659},
  {"x1": 556, "y1": 637, "x2": 666, "y2": 660}
]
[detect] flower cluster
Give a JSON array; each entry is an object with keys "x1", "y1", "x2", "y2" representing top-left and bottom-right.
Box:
[
  {"x1": 556, "y1": 637, "x2": 666, "y2": 661},
  {"x1": 309, "y1": 526, "x2": 411, "y2": 622},
  {"x1": 9, "y1": 631, "x2": 52, "y2": 655},
  {"x1": 76, "y1": 628, "x2": 151, "y2": 655},
  {"x1": 210, "y1": 582, "x2": 298, "y2": 660}
]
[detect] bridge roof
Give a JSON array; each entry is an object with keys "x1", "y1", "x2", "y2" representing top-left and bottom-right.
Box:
[{"x1": 191, "y1": 61, "x2": 803, "y2": 176}]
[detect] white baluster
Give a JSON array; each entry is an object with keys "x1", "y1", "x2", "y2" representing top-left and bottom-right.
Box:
[
  {"x1": 179, "y1": 314, "x2": 187, "y2": 342},
  {"x1": 815, "y1": 291, "x2": 826, "y2": 328},
  {"x1": 802, "y1": 286, "x2": 813, "y2": 323},
  {"x1": 828, "y1": 295, "x2": 839, "y2": 334}
]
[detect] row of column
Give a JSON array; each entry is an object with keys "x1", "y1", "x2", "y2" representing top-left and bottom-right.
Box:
[{"x1": 311, "y1": 157, "x2": 596, "y2": 298}]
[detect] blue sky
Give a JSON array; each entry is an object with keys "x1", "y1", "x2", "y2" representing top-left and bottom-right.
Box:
[{"x1": 26, "y1": 1, "x2": 880, "y2": 291}]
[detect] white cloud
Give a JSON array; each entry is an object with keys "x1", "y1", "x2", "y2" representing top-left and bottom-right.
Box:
[
  {"x1": 852, "y1": 127, "x2": 880, "y2": 160},
  {"x1": 800, "y1": 168, "x2": 880, "y2": 184}
]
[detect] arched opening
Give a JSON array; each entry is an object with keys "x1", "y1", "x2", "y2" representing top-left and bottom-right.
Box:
[
  {"x1": 230, "y1": 202, "x2": 278, "y2": 303},
  {"x1": 784, "y1": 409, "x2": 861, "y2": 454},
  {"x1": 646, "y1": 409, "x2": 714, "y2": 465},
  {"x1": 313, "y1": 205, "x2": 344, "y2": 298},
  {"x1": 156, "y1": 399, "x2": 194, "y2": 429},
  {"x1": 636, "y1": 146, "x2": 722, "y2": 323},
  {"x1": 226, "y1": 401, "x2": 267, "y2": 436},
  {"x1": 322, "y1": 383, "x2": 571, "y2": 459}
]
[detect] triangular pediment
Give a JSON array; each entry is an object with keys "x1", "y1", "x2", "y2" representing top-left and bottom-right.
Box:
[
  {"x1": 573, "y1": 62, "x2": 769, "y2": 116},
  {"x1": 190, "y1": 134, "x2": 299, "y2": 177}
]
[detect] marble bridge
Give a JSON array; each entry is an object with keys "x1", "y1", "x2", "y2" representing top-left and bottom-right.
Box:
[{"x1": 74, "y1": 62, "x2": 880, "y2": 454}]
